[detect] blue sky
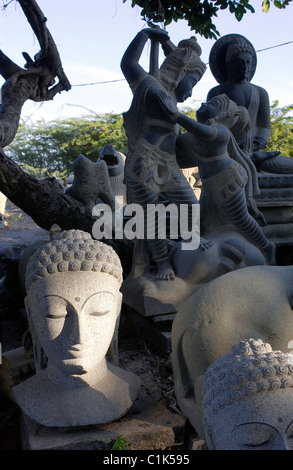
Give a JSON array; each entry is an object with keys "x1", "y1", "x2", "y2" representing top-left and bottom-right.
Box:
[{"x1": 0, "y1": 0, "x2": 292, "y2": 122}]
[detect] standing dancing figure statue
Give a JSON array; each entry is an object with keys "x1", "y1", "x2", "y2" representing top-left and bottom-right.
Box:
[{"x1": 121, "y1": 28, "x2": 206, "y2": 280}]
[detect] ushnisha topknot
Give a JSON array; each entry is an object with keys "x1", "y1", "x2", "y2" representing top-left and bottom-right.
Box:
[
  {"x1": 25, "y1": 229, "x2": 123, "y2": 291},
  {"x1": 225, "y1": 36, "x2": 255, "y2": 64},
  {"x1": 202, "y1": 339, "x2": 293, "y2": 421}
]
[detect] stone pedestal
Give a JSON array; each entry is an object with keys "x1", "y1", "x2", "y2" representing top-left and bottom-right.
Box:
[
  {"x1": 256, "y1": 172, "x2": 293, "y2": 246},
  {"x1": 20, "y1": 399, "x2": 186, "y2": 450}
]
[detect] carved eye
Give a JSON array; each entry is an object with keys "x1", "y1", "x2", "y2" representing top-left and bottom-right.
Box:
[
  {"x1": 242, "y1": 439, "x2": 270, "y2": 448},
  {"x1": 46, "y1": 313, "x2": 67, "y2": 319},
  {"x1": 46, "y1": 303, "x2": 71, "y2": 319},
  {"x1": 233, "y1": 423, "x2": 273, "y2": 449},
  {"x1": 41, "y1": 296, "x2": 69, "y2": 319},
  {"x1": 89, "y1": 310, "x2": 111, "y2": 317},
  {"x1": 83, "y1": 292, "x2": 116, "y2": 318}
]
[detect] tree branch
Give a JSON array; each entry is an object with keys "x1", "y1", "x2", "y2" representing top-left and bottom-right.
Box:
[
  {"x1": 0, "y1": 147, "x2": 96, "y2": 233},
  {"x1": 0, "y1": 1, "x2": 98, "y2": 236},
  {"x1": 0, "y1": 0, "x2": 71, "y2": 147},
  {"x1": 17, "y1": 0, "x2": 71, "y2": 93}
]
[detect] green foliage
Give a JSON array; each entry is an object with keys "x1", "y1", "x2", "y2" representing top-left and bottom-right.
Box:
[
  {"x1": 266, "y1": 100, "x2": 293, "y2": 157},
  {"x1": 18, "y1": 162, "x2": 67, "y2": 180},
  {"x1": 262, "y1": 0, "x2": 291, "y2": 13},
  {"x1": 123, "y1": 0, "x2": 291, "y2": 38},
  {"x1": 111, "y1": 437, "x2": 130, "y2": 450},
  {"x1": 6, "y1": 102, "x2": 293, "y2": 179},
  {"x1": 7, "y1": 113, "x2": 128, "y2": 175},
  {"x1": 179, "y1": 106, "x2": 198, "y2": 121}
]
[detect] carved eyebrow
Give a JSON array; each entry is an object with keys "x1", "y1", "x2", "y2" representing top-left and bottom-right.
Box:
[
  {"x1": 38, "y1": 294, "x2": 75, "y2": 316},
  {"x1": 38, "y1": 294, "x2": 68, "y2": 303},
  {"x1": 38, "y1": 292, "x2": 115, "y2": 314}
]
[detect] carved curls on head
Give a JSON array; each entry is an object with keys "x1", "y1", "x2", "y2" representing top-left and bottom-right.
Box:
[
  {"x1": 202, "y1": 338, "x2": 293, "y2": 422},
  {"x1": 25, "y1": 229, "x2": 123, "y2": 291}
]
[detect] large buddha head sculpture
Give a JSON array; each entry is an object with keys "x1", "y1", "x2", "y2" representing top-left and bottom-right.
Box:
[
  {"x1": 202, "y1": 339, "x2": 293, "y2": 450},
  {"x1": 13, "y1": 230, "x2": 141, "y2": 427}
]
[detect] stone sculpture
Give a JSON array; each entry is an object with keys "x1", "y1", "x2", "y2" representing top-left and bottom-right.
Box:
[
  {"x1": 13, "y1": 229, "x2": 141, "y2": 427},
  {"x1": 65, "y1": 153, "x2": 116, "y2": 212},
  {"x1": 98, "y1": 144, "x2": 127, "y2": 205},
  {"x1": 159, "y1": 91, "x2": 275, "y2": 265},
  {"x1": 202, "y1": 339, "x2": 293, "y2": 450},
  {"x1": 121, "y1": 27, "x2": 206, "y2": 280},
  {"x1": 171, "y1": 263, "x2": 293, "y2": 439},
  {"x1": 120, "y1": 30, "x2": 275, "y2": 317},
  {"x1": 207, "y1": 33, "x2": 292, "y2": 174}
]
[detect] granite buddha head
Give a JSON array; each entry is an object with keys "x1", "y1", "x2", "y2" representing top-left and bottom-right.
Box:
[
  {"x1": 13, "y1": 230, "x2": 141, "y2": 427},
  {"x1": 202, "y1": 339, "x2": 293, "y2": 450},
  {"x1": 225, "y1": 37, "x2": 255, "y2": 83},
  {"x1": 24, "y1": 229, "x2": 123, "y2": 382}
]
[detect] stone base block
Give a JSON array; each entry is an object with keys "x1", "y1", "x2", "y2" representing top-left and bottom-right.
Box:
[{"x1": 20, "y1": 398, "x2": 186, "y2": 450}]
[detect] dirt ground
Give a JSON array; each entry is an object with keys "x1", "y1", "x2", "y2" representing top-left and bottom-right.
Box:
[{"x1": 0, "y1": 200, "x2": 49, "y2": 248}]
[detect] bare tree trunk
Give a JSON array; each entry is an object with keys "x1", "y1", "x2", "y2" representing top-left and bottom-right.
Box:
[
  {"x1": 0, "y1": 1, "x2": 98, "y2": 234},
  {"x1": 0, "y1": 147, "x2": 96, "y2": 232},
  {"x1": 0, "y1": 73, "x2": 39, "y2": 148}
]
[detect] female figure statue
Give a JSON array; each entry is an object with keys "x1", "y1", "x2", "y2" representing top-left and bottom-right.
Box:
[{"x1": 158, "y1": 92, "x2": 275, "y2": 265}]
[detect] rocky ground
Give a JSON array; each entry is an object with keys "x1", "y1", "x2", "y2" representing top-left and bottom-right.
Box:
[{"x1": 0, "y1": 201, "x2": 204, "y2": 451}]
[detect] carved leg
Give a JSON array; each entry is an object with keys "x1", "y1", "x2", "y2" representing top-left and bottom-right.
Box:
[
  {"x1": 126, "y1": 178, "x2": 174, "y2": 279},
  {"x1": 221, "y1": 189, "x2": 275, "y2": 265}
]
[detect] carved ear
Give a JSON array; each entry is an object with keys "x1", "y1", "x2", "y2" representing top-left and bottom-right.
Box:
[
  {"x1": 24, "y1": 296, "x2": 43, "y2": 370},
  {"x1": 204, "y1": 424, "x2": 216, "y2": 450},
  {"x1": 116, "y1": 291, "x2": 123, "y2": 318},
  {"x1": 288, "y1": 291, "x2": 293, "y2": 310},
  {"x1": 24, "y1": 296, "x2": 30, "y2": 320}
]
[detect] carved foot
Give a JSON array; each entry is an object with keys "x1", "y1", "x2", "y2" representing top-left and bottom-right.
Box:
[
  {"x1": 199, "y1": 239, "x2": 213, "y2": 250},
  {"x1": 156, "y1": 260, "x2": 176, "y2": 281}
]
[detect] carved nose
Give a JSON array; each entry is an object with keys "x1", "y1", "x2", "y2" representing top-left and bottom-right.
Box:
[
  {"x1": 75, "y1": 316, "x2": 91, "y2": 345},
  {"x1": 274, "y1": 435, "x2": 290, "y2": 450},
  {"x1": 66, "y1": 305, "x2": 91, "y2": 346}
]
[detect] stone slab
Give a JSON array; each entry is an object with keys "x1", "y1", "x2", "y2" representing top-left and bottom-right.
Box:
[{"x1": 21, "y1": 398, "x2": 186, "y2": 451}]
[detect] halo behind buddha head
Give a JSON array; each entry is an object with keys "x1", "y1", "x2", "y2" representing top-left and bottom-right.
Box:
[{"x1": 209, "y1": 33, "x2": 257, "y2": 84}]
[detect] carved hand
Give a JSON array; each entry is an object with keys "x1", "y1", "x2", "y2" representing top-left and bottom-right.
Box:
[
  {"x1": 141, "y1": 28, "x2": 170, "y2": 43},
  {"x1": 251, "y1": 150, "x2": 281, "y2": 166},
  {"x1": 156, "y1": 90, "x2": 179, "y2": 122}
]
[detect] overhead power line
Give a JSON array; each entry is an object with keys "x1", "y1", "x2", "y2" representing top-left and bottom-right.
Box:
[
  {"x1": 72, "y1": 79, "x2": 125, "y2": 88},
  {"x1": 256, "y1": 40, "x2": 293, "y2": 53},
  {"x1": 71, "y1": 39, "x2": 293, "y2": 89}
]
